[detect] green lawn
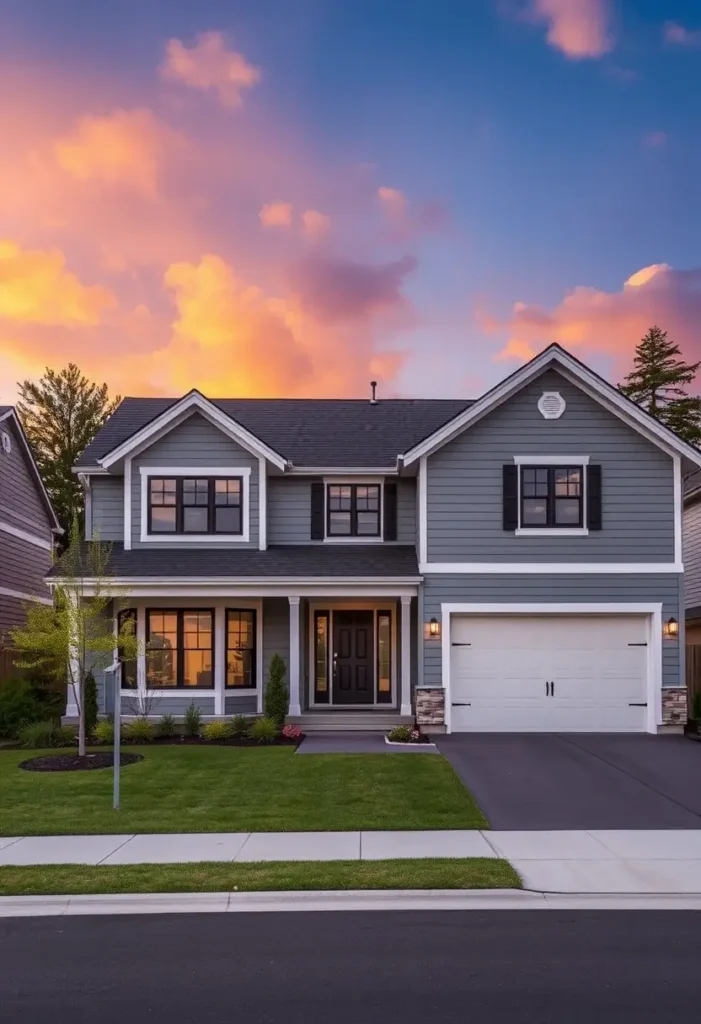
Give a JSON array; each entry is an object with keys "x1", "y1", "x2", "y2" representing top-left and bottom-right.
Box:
[
  {"x1": 0, "y1": 746, "x2": 487, "y2": 835},
  {"x1": 0, "y1": 858, "x2": 518, "y2": 896}
]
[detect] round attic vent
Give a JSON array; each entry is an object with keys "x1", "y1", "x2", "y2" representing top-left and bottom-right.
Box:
[
  {"x1": 537, "y1": 391, "x2": 566, "y2": 420},
  {"x1": 0, "y1": 431, "x2": 11, "y2": 454}
]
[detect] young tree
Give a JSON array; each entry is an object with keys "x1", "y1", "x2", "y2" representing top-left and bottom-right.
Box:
[
  {"x1": 16, "y1": 364, "x2": 120, "y2": 540},
  {"x1": 619, "y1": 326, "x2": 701, "y2": 445},
  {"x1": 9, "y1": 520, "x2": 139, "y2": 757}
]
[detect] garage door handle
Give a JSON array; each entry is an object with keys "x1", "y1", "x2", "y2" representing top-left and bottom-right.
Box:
[
  {"x1": 629, "y1": 702, "x2": 647, "y2": 707},
  {"x1": 451, "y1": 642, "x2": 472, "y2": 647},
  {"x1": 451, "y1": 702, "x2": 471, "y2": 707}
]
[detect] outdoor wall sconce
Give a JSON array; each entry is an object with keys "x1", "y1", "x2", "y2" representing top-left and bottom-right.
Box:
[
  {"x1": 428, "y1": 617, "x2": 440, "y2": 638},
  {"x1": 664, "y1": 617, "x2": 679, "y2": 638}
]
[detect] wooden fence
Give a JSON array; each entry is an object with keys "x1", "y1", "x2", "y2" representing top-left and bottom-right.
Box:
[
  {"x1": 0, "y1": 647, "x2": 23, "y2": 684},
  {"x1": 685, "y1": 646, "x2": 701, "y2": 719}
]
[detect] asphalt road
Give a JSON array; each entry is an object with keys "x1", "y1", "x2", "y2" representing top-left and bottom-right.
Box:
[{"x1": 2, "y1": 910, "x2": 700, "y2": 1023}]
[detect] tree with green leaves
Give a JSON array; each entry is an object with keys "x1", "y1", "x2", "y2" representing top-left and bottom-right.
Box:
[
  {"x1": 9, "y1": 520, "x2": 140, "y2": 757},
  {"x1": 17, "y1": 364, "x2": 120, "y2": 541},
  {"x1": 619, "y1": 326, "x2": 701, "y2": 445}
]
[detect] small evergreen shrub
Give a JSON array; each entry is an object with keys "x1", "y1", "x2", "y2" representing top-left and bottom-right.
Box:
[
  {"x1": 264, "y1": 653, "x2": 288, "y2": 727},
  {"x1": 230, "y1": 714, "x2": 250, "y2": 738},
  {"x1": 250, "y1": 716, "x2": 278, "y2": 744},
  {"x1": 93, "y1": 720, "x2": 115, "y2": 745},
  {"x1": 0, "y1": 678, "x2": 41, "y2": 738},
  {"x1": 83, "y1": 671, "x2": 99, "y2": 737},
  {"x1": 17, "y1": 720, "x2": 58, "y2": 748},
  {"x1": 157, "y1": 712, "x2": 177, "y2": 738},
  {"x1": 53, "y1": 725, "x2": 78, "y2": 747},
  {"x1": 387, "y1": 725, "x2": 414, "y2": 743},
  {"x1": 123, "y1": 718, "x2": 154, "y2": 743},
  {"x1": 202, "y1": 720, "x2": 233, "y2": 742},
  {"x1": 184, "y1": 702, "x2": 202, "y2": 737}
]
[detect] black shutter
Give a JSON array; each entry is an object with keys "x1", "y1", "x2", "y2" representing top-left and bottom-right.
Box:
[
  {"x1": 503, "y1": 465, "x2": 518, "y2": 531},
  {"x1": 587, "y1": 465, "x2": 602, "y2": 531},
  {"x1": 383, "y1": 481, "x2": 398, "y2": 541},
  {"x1": 310, "y1": 480, "x2": 325, "y2": 540}
]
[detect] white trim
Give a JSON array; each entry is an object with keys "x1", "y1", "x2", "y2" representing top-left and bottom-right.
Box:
[
  {"x1": 124, "y1": 458, "x2": 132, "y2": 551},
  {"x1": 400, "y1": 596, "x2": 412, "y2": 716},
  {"x1": 289, "y1": 466, "x2": 395, "y2": 476},
  {"x1": 515, "y1": 528, "x2": 589, "y2": 538},
  {"x1": 674, "y1": 454, "x2": 682, "y2": 567},
  {"x1": 289, "y1": 596, "x2": 302, "y2": 716},
  {"x1": 402, "y1": 346, "x2": 701, "y2": 469},
  {"x1": 82, "y1": 474, "x2": 92, "y2": 541},
  {"x1": 441, "y1": 602, "x2": 663, "y2": 736},
  {"x1": 421, "y1": 562, "x2": 683, "y2": 574},
  {"x1": 138, "y1": 466, "x2": 251, "y2": 544},
  {"x1": 322, "y1": 476, "x2": 384, "y2": 543},
  {"x1": 98, "y1": 392, "x2": 287, "y2": 470},
  {"x1": 0, "y1": 585, "x2": 52, "y2": 605},
  {"x1": 258, "y1": 458, "x2": 267, "y2": 551},
  {"x1": 513, "y1": 455, "x2": 590, "y2": 466},
  {"x1": 418, "y1": 456, "x2": 427, "y2": 566},
  {"x1": 54, "y1": 576, "x2": 421, "y2": 589},
  {"x1": 72, "y1": 465, "x2": 109, "y2": 475},
  {"x1": 0, "y1": 521, "x2": 52, "y2": 551}
]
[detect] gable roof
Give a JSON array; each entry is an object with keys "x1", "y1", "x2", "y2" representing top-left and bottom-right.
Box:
[
  {"x1": 77, "y1": 394, "x2": 473, "y2": 470},
  {"x1": 0, "y1": 407, "x2": 62, "y2": 532},
  {"x1": 401, "y1": 344, "x2": 701, "y2": 471}
]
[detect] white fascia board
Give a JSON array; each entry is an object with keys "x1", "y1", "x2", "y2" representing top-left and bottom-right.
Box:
[
  {"x1": 288, "y1": 466, "x2": 397, "y2": 475},
  {"x1": 401, "y1": 346, "x2": 701, "y2": 470},
  {"x1": 98, "y1": 392, "x2": 287, "y2": 471},
  {"x1": 54, "y1": 575, "x2": 423, "y2": 587},
  {"x1": 72, "y1": 466, "x2": 109, "y2": 475},
  {"x1": 420, "y1": 561, "x2": 683, "y2": 574}
]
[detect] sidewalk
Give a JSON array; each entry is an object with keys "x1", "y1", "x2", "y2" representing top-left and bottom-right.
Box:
[{"x1": 2, "y1": 830, "x2": 701, "y2": 893}]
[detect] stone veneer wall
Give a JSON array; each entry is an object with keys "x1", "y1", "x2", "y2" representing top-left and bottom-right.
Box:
[
  {"x1": 661, "y1": 688, "x2": 687, "y2": 725},
  {"x1": 416, "y1": 687, "x2": 445, "y2": 726}
]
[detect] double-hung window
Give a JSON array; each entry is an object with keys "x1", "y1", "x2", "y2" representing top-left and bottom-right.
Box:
[
  {"x1": 146, "y1": 610, "x2": 214, "y2": 688},
  {"x1": 147, "y1": 477, "x2": 242, "y2": 535},
  {"x1": 226, "y1": 610, "x2": 256, "y2": 688},
  {"x1": 520, "y1": 466, "x2": 584, "y2": 529},
  {"x1": 327, "y1": 484, "x2": 381, "y2": 537}
]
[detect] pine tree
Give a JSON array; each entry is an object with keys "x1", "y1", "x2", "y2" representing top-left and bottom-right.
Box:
[{"x1": 619, "y1": 326, "x2": 701, "y2": 445}]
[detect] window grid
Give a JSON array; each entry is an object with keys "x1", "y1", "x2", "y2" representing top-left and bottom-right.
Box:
[
  {"x1": 326, "y1": 484, "x2": 381, "y2": 537},
  {"x1": 147, "y1": 477, "x2": 243, "y2": 535},
  {"x1": 520, "y1": 466, "x2": 584, "y2": 529},
  {"x1": 146, "y1": 609, "x2": 214, "y2": 688},
  {"x1": 226, "y1": 609, "x2": 256, "y2": 689}
]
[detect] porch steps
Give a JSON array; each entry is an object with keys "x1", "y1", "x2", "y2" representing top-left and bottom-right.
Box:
[{"x1": 288, "y1": 712, "x2": 414, "y2": 733}]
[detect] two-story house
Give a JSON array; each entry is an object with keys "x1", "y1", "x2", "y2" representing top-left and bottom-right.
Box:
[
  {"x1": 52, "y1": 344, "x2": 699, "y2": 733},
  {"x1": 0, "y1": 407, "x2": 60, "y2": 653}
]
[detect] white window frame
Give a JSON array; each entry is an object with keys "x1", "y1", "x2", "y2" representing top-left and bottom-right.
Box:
[
  {"x1": 322, "y1": 477, "x2": 384, "y2": 543},
  {"x1": 513, "y1": 455, "x2": 589, "y2": 537},
  {"x1": 139, "y1": 466, "x2": 251, "y2": 544}
]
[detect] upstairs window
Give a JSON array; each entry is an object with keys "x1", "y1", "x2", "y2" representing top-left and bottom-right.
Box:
[
  {"x1": 147, "y1": 477, "x2": 242, "y2": 535},
  {"x1": 327, "y1": 484, "x2": 381, "y2": 537},
  {"x1": 520, "y1": 466, "x2": 583, "y2": 529}
]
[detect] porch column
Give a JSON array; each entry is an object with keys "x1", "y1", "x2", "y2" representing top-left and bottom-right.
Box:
[
  {"x1": 400, "y1": 596, "x2": 412, "y2": 716},
  {"x1": 288, "y1": 596, "x2": 302, "y2": 716}
]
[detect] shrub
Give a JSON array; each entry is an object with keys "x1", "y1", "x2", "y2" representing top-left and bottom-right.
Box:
[
  {"x1": 54, "y1": 725, "x2": 78, "y2": 746},
  {"x1": 202, "y1": 720, "x2": 232, "y2": 742},
  {"x1": 230, "y1": 714, "x2": 250, "y2": 738},
  {"x1": 17, "y1": 720, "x2": 58, "y2": 749},
  {"x1": 264, "y1": 653, "x2": 288, "y2": 727},
  {"x1": 184, "y1": 702, "x2": 202, "y2": 738},
  {"x1": 387, "y1": 724, "x2": 414, "y2": 743},
  {"x1": 0, "y1": 677, "x2": 41, "y2": 738},
  {"x1": 157, "y1": 713, "x2": 177, "y2": 738},
  {"x1": 84, "y1": 671, "x2": 99, "y2": 737},
  {"x1": 281, "y1": 724, "x2": 302, "y2": 740},
  {"x1": 123, "y1": 718, "x2": 154, "y2": 743},
  {"x1": 93, "y1": 720, "x2": 115, "y2": 745},
  {"x1": 250, "y1": 716, "x2": 278, "y2": 744}
]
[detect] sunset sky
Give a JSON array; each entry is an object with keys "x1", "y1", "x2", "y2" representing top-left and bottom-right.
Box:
[{"x1": 0, "y1": 0, "x2": 700, "y2": 403}]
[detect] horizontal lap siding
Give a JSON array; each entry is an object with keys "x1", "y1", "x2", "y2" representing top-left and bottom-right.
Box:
[
  {"x1": 133, "y1": 412, "x2": 259, "y2": 548},
  {"x1": 0, "y1": 419, "x2": 53, "y2": 536},
  {"x1": 0, "y1": 594, "x2": 26, "y2": 644},
  {"x1": 397, "y1": 479, "x2": 417, "y2": 543},
  {"x1": 90, "y1": 476, "x2": 124, "y2": 541},
  {"x1": 0, "y1": 532, "x2": 52, "y2": 597},
  {"x1": 684, "y1": 500, "x2": 701, "y2": 608},
  {"x1": 224, "y1": 695, "x2": 257, "y2": 714},
  {"x1": 263, "y1": 597, "x2": 289, "y2": 682},
  {"x1": 422, "y1": 574, "x2": 681, "y2": 690},
  {"x1": 427, "y1": 370, "x2": 675, "y2": 563}
]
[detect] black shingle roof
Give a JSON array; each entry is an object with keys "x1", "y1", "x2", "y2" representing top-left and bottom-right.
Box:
[
  {"x1": 47, "y1": 543, "x2": 420, "y2": 579},
  {"x1": 77, "y1": 396, "x2": 473, "y2": 469},
  {"x1": 0, "y1": 405, "x2": 13, "y2": 416}
]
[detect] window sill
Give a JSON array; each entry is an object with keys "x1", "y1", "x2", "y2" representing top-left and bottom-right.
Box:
[
  {"x1": 323, "y1": 536, "x2": 384, "y2": 544},
  {"x1": 121, "y1": 688, "x2": 216, "y2": 695},
  {"x1": 139, "y1": 534, "x2": 249, "y2": 544},
  {"x1": 515, "y1": 528, "x2": 589, "y2": 537}
]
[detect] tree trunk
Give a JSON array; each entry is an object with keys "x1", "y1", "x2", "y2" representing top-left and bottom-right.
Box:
[{"x1": 77, "y1": 677, "x2": 86, "y2": 757}]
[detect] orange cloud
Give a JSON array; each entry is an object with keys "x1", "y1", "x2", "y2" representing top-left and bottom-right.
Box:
[
  {"x1": 664, "y1": 22, "x2": 701, "y2": 47},
  {"x1": 301, "y1": 209, "x2": 331, "y2": 239},
  {"x1": 489, "y1": 264, "x2": 701, "y2": 367},
  {"x1": 526, "y1": 0, "x2": 612, "y2": 59},
  {"x1": 55, "y1": 108, "x2": 179, "y2": 197},
  {"x1": 160, "y1": 31, "x2": 261, "y2": 108},
  {"x1": 259, "y1": 202, "x2": 294, "y2": 227},
  {"x1": 0, "y1": 240, "x2": 115, "y2": 326}
]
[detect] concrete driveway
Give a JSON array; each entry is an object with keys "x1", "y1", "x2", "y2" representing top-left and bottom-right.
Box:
[{"x1": 435, "y1": 733, "x2": 701, "y2": 830}]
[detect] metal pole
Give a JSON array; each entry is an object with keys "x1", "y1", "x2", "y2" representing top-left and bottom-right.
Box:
[{"x1": 113, "y1": 664, "x2": 121, "y2": 810}]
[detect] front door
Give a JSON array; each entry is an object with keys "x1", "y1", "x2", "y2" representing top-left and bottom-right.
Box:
[{"x1": 333, "y1": 611, "x2": 374, "y2": 704}]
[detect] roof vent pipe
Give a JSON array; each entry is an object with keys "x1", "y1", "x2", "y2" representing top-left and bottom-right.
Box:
[{"x1": 370, "y1": 381, "x2": 378, "y2": 405}]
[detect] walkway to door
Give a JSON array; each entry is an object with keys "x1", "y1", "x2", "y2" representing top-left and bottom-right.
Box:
[{"x1": 436, "y1": 733, "x2": 701, "y2": 830}]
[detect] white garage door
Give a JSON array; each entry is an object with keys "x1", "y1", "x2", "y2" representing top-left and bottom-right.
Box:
[{"x1": 449, "y1": 614, "x2": 648, "y2": 733}]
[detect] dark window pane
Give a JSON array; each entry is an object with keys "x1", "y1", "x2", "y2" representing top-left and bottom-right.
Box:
[
  {"x1": 555, "y1": 498, "x2": 581, "y2": 525},
  {"x1": 357, "y1": 511, "x2": 380, "y2": 535},
  {"x1": 183, "y1": 507, "x2": 208, "y2": 532},
  {"x1": 329, "y1": 511, "x2": 351, "y2": 535},
  {"x1": 183, "y1": 479, "x2": 208, "y2": 505},
  {"x1": 522, "y1": 498, "x2": 548, "y2": 525},
  {"x1": 215, "y1": 506, "x2": 241, "y2": 533}
]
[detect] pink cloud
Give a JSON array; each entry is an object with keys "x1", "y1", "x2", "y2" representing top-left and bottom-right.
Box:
[
  {"x1": 288, "y1": 253, "x2": 417, "y2": 323},
  {"x1": 526, "y1": 0, "x2": 613, "y2": 59},
  {"x1": 664, "y1": 22, "x2": 701, "y2": 47},
  {"x1": 301, "y1": 209, "x2": 331, "y2": 239},
  {"x1": 259, "y1": 202, "x2": 293, "y2": 227},
  {"x1": 160, "y1": 31, "x2": 261, "y2": 107},
  {"x1": 378, "y1": 186, "x2": 407, "y2": 217}
]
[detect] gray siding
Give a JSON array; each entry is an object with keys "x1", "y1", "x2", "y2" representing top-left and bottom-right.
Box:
[
  {"x1": 267, "y1": 476, "x2": 416, "y2": 544},
  {"x1": 263, "y1": 597, "x2": 290, "y2": 681},
  {"x1": 0, "y1": 418, "x2": 53, "y2": 537},
  {"x1": 684, "y1": 499, "x2": 701, "y2": 609},
  {"x1": 422, "y1": 573, "x2": 681, "y2": 690},
  {"x1": 426, "y1": 370, "x2": 675, "y2": 563},
  {"x1": 144, "y1": 696, "x2": 215, "y2": 716},
  {"x1": 90, "y1": 476, "x2": 124, "y2": 541},
  {"x1": 0, "y1": 531, "x2": 52, "y2": 607},
  {"x1": 132, "y1": 412, "x2": 259, "y2": 548},
  {"x1": 225, "y1": 695, "x2": 258, "y2": 714}
]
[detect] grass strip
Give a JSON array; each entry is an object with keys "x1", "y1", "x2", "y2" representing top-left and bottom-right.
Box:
[{"x1": 0, "y1": 859, "x2": 519, "y2": 896}]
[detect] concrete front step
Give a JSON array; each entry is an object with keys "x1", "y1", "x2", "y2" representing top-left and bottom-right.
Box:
[{"x1": 287, "y1": 713, "x2": 414, "y2": 733}]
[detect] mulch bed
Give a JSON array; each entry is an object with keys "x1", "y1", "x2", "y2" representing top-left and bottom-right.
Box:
[{"x1": 19, "y1": 753, "x2": 144, "y2": 773}]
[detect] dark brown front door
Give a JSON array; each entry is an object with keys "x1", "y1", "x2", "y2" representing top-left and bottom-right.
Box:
[{"x1": 333, "y1": 611, "x2": 374, "y2": 705}]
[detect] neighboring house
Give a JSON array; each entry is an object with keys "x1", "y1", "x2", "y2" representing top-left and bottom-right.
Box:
[
  {"x1": 0, "y1": 406, "x2": 61, "y2": 653},
  {"x1": 51, "y1": 344, "x2": 701, "y2": 733}
]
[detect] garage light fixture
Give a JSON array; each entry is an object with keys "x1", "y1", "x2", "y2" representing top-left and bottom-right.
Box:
[
  {"x1": 664, "y1": 617, "x2": 679, "y2": 638},
  {"x1": 428, "y1": 617, "x2": 440, "y2": 638}
]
